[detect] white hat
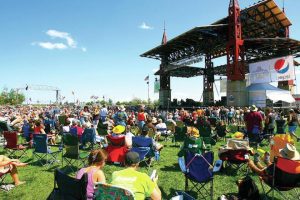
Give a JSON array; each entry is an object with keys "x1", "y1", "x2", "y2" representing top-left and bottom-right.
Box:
[
  {"x1": 118, "y1": 105, "x2": 126, "y2": 111},
  {"x1": 279, "y1": 143, "x2": 300, "y2": 160},
  {"x1": 250, "y1": 105, "x2": 258, "y2": 112}
]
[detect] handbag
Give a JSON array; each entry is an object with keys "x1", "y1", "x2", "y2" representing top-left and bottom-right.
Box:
[{"x1": 46, "y1": 188, "x2": 61, "y2": 200}]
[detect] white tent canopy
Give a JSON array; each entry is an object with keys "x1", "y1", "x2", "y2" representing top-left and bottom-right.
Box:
[{"x1": 246, "y1": 83, "x2": 295, "y2": 107}]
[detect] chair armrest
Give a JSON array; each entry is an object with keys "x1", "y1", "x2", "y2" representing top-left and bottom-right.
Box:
[{"x1": 213, "y1": 160, "x2": 223, "y2": 173}]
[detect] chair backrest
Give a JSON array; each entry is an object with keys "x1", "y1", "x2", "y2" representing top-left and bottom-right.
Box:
[
  {"x1": 55, "y1": 169, "x2": 88, "y2": 200},
  {"x1": 176, "y1": 121, "x2": 184, "y2": 128},
  {"x1": 183, "y1": 137, "x2": 204, "y2": 154},
  {"x1": 196, "y1": 125, "x2": 211, "y2": 138},
  {"x1": 132, "y1": 136, "x2": 153, "y2": 147},
  {"x1": 33, "y1": 134, "x2": 48, "y2": 153},
  {"x1": 94, "y1": 183, "x2": 134, "y2": 200},
  {"x1": 106, "y1": 135, "x2": 125, "y2": 146},
  {"x1": 70, "y1": 127, "x2": 78, "y2": 136},
  {"x1": 22, "y1": 123, "x2": 31, "y2": 137},
  {"x1": 63, "y1": 133, "x2": 79, "y2": 157},
  {"x1": 271, "y1": 157, "x2": 300, "y2": 187},
  {"x1": 3, "y1": 131, "x2": 18, "y2": 149},
  {"x1": 82, "y1": 128, "x2": 96, "y2": 143},
  {"x1": 185, "y1": 151, "x2": 214, "y2": 183}
]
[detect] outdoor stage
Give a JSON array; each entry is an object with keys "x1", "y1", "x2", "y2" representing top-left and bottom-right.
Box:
[{"x1": 141, "y1": 0, "x2": 300, "y2": 108}]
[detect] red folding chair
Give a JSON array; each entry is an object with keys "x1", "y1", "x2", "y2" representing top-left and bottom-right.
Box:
[
  {"x1": 105, "y1": 135, "x2": 128, "y2": 164},
  {"x1": 260, "y1": 157, "x2": 300, "y2": 199},
  {"x1": 3, "y1": 131, "x2": 28, "y2": 160}
]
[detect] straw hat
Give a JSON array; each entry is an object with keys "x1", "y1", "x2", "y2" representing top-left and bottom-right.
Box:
[
  {"x1": 112, "y1": 125, "x2": 125, "y2": 134},
  {"x1": 118, "y1": 105, "x2": 126, "y2": 112},
  {"x1": 250, "y1": 105, "x2": 258, "y2": 112},
  {"x1": 187, "y1": 126, "x2": 200, "y2": 138},
  {"x1": 279, "y1": 143, "x2": 300, "y2": 160}
]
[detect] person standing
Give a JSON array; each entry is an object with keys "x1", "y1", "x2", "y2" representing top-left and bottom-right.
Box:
[{"x1": 244, "y1": 105, "x2": 263, "y2": 140}]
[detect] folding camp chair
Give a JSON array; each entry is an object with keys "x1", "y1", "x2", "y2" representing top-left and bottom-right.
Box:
[
  {"x1": 131, "y1": 136, "x2": 155, "y2": 168},
  {"x1": 81, "y1": 128, "x2": 96, "y2": 150},
  {"x1": 33, "y1": 134, "x2": 61, "y2": 166},
  {"x1": 178, "y1": 137, "x2": 205, "y2": 157},
  {"x1": 3, "y1": 131, "x2": 28, "y2": 160},
  {"x1": 47, "y1": 169, "x2": 88, "y2": 200},
  {"x1": 219, "y1": 149, "x2": 251, "y2": 175},
  {"x1": 260, "y1": 157, "x2": 300, "y2": 200},
  {"x1": 219, "y1": 139, "x2": 253, "y2": 175},
  {"x1": 183, "y1": 151, "x2": 215, "y2": 200},
  {"x1": 106, "y1": 135, "x2": 128, "y2": 164},
  {"x1": 197, "y1": 125, "x2": 216, "y2": 149},
  {"x1": 61, "y1": 134, "x2": 88, "y2": 172},
  {"x1": 94, "y1": 183, "x2": 135, "y2": 200}
]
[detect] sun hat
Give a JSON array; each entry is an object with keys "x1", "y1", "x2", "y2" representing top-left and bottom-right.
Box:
[
  {"x1": 289, "y1": 109, "x2": 295, "y2": 113},
  {"x1": 118, "y1": 105, "x2": 126, "y2": 112},
  {"x1": 279, "y1": 143, "x2": 300, "y2": 160},
  {"x1": 112, "y1": 125, "x2": 125, "y2": 134},
  {"x1": 187, "y1": 126, "x2": 200, "y2": 138},
  {"x1": 250, "y1": 105, "x2": 258, "y2": 112},
  {"x1": 125, "y1": 151, "x2": 140, "y2": 165}
]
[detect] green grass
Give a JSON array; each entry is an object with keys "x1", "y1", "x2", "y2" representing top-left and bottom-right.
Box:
[{"x1": 1, "y1": 130, "x2": 300, "y2": 200}]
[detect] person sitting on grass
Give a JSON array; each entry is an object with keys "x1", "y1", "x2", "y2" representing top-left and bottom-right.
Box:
[
  {"x1": 110, "y1": 151, "x2": 162, "y2": 200},
  {"x1": 76, "y1": 149, "x2": 107, "y2": 200},
  {"x1": 247, "y1": 143, "x2": 300, "y2": 176},
  {"x1": 0, "y1": 155, "x2": 27, "y2": 186}
]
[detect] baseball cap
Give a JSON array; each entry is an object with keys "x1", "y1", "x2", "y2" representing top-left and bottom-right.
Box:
[{"x1": 125, "y1": 152, "x2": 140, "y2": 165}]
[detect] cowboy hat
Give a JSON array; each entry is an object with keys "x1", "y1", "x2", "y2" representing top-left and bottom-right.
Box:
[
  {"x1": 118, "y1": 105, "x2": 126, "y2": 112},
  {"x1": 279, "y1": 143, "x2": 300, "y2": 160},
  {"x1": 112, "y1": 125, "x2": 125, "y2": 134},
  {"x1": 250, "y1": 105, "x2": 258, "y2": 112}
]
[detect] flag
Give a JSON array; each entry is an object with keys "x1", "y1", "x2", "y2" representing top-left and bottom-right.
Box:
[
  {"x1": 144, "y1": 75, "x2": 149, "y2": 81},
  {"x1": 25, "y1": 85, "x2": 29, "y2": 90},
  {"x1": 72, "y1": 91, "x2": 74, "y2": 95},
  {"x1": 154, "y1": 79, "x2": 160, "y2": 93},
  {"x1": 29, "y1": 98, "x2": 32, "y2": 102}
]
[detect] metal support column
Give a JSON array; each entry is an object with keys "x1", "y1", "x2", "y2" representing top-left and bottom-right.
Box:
[
  {"x1": 226, "y1": 0, "x2": 247, "y2": 106},
  {"x1": 203, "y1": 55, "x2": 214, "y2": 105}
]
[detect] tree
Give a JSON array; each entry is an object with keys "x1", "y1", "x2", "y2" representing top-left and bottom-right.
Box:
[{"x1": 0, "y1": 89, "x2": 25, "y2": 105}]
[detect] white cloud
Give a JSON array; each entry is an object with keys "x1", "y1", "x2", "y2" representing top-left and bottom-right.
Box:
[
  {"x1": 33, "y1": 29, "x2": 86, "y2": 51},
  {"x1": 46, "y1": 29, "x2": 77, "y2": 48},
  {"x1": 139, "y1": 22, "x2": 153, "y2": 30},
  {"x1": 32, "y1": 42, "x2": 68, "y2": 50}
]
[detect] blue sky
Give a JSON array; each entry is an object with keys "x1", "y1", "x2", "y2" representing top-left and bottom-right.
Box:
[{"x1": 1, "y1": 0, "x2": 300, "y2": 104}]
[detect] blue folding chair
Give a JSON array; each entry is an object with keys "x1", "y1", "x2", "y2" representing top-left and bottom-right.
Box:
[
  {"x1": 69, "y1": 127, "x2": 78, "y2": 137},
  {"x1": 131, "y1": 136, "x2": 154, "y2": 168},
  {"x1": 81, "y1": 128, "x2": 96, "y2": 149},
  {"x1": 33, "y1": 134, "x2": 61, "y2": 166},
  {"x1": 184, "y1": 151, "x2": 215, "y2": 200},
  {"x1": 22, "y1": 122, "x2": 32, "y2": 142}
]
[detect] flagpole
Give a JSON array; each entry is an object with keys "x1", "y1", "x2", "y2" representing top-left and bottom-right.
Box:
[{"x1": 147, "y1": 80, "x2": 150, "y2": 104}]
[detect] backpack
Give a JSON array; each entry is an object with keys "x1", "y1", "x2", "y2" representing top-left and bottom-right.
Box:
[{"x1": 237, "y1": 176, "x2": 260, "y2": 200}]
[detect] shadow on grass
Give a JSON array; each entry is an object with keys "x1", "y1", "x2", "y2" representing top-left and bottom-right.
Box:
[{"x1": 160, "y1": 163, "x2": 181, "y2": 172}]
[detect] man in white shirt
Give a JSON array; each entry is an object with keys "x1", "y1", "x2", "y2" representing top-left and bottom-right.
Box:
[{"x1": 99, "y1": 105, "x2": 108, "y2": 122}]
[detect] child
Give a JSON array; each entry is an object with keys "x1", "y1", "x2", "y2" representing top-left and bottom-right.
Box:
[{"x1": 76, "y1": 149, "x2": 107, "y2": 200}]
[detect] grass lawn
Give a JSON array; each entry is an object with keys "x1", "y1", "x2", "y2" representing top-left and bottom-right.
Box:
[{"x1": 1, "y1": 128, "x2": 299, "y2": 200}]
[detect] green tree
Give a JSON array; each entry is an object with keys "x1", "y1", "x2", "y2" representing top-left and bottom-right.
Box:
[{"x1": 0, "y1": 89, "x2": 25, "y2": 105}]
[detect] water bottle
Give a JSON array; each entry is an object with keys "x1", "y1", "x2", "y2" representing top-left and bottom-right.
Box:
[{"x1": 155, "y1": 151, "x2": 160, "y2": 161}]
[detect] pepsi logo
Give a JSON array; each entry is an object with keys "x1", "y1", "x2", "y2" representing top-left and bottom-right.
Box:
[{"x1": 274, "y1": 59, "x2": 289, "y2": 74}]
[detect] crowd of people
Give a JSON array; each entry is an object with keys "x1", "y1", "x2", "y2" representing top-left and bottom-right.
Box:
[{"x1": 0, "y1": 103, "x2": 300, "y2": 199}]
